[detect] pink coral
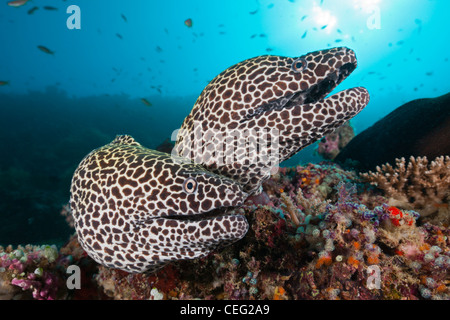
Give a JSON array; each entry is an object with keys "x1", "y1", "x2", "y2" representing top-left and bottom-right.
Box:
[{"x1": 11, "y1": 271, "x2": 58, "y2": 300}]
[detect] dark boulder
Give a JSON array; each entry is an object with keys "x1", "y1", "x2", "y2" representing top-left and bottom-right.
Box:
[{"x1": 336, "y1": 92, "x2": 450, "y2": 171}]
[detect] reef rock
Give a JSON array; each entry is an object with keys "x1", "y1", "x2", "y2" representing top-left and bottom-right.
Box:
[{"x1": 336, "y1": 92, "x2": 450, "y2": 170}]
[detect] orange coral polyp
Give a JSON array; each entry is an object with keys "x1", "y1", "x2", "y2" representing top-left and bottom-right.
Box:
[
  {"x1": 347, "y1": 256, "x2": 360, "y2": 267},
  {"x1": 367, "y1": 254, "x2": 380, "y2": 265}
]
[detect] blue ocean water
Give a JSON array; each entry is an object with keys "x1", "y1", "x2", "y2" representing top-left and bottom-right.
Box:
[{"x1": 0, "y1": 0, "x2": 449, "y2": 245}]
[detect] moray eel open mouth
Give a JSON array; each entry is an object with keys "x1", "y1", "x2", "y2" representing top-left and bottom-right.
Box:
[
  {"x1": 242, "y1": 49, "x2": 359, "y2": 121},
  {"x1": 176, "y1": 47, "x2": 370, "y2": 194},
  {"x1": 299, "y1": 61, "x2": 356, "y2": 104}
]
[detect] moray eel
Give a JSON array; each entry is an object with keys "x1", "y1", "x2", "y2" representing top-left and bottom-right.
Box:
[
  {"x1": 175, "y1": 47, "x2": 370, "y2": 194},
  {"x1": 70, "y1": 135, "x2": 248, "y2": 273}
]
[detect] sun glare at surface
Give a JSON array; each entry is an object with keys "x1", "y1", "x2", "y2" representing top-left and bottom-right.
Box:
[{"x1": 312, "y1": 2, "x2": 337, "y2": 33}]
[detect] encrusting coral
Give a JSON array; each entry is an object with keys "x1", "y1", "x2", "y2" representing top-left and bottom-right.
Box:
[
  {"x1": 360, "y1": 156, "x2": 450, "y2": 225},
  {"x1": 0, "y1": 244, "x2": 61, "y2": 300}
]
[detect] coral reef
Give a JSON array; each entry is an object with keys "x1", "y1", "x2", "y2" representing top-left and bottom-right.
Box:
[
  {"x1": 1, "y1": 162, "x2": 448, "y2": 300},
  {"x1": 92, "y1": 163, "x2": 450, "y2": 300},
  {"x1": 361, "y1": 156, "x2": 450, "y2": 225},
  {"x1": 316, "y1": 121, "x2": 355, "y2": 160},
  {"x1": 0, "y1": 244, "x2": 62, "y2": 300}
]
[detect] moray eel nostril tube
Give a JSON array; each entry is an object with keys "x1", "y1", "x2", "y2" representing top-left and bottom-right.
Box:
[
  {"x1": 70, "y1": 135, "x2": 249, "y2": 273},
  {"x1": 175, "y1": 47, "x2": 370, "y2": 194}
]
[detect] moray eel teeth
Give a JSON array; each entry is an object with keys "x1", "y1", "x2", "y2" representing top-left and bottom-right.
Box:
[
  {"x1": 70, "y1": 135, "x2": 248, "y2": 273},
  {"x1": 175, "y1": 47, "x2": 370, "y2": 194}
]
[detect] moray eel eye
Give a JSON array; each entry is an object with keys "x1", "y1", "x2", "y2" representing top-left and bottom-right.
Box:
[
  {"x1": 183, "y1": 177, "x2": 197, "y2": 194},
  {"x1": 291, "y1": 58, "x2": 307, "y2": 73}
]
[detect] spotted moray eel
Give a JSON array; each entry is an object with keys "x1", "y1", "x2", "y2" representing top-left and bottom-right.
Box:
[
  {"x1": 175, "y1": 47, "x2": 370, "y2": 194},
  {"x1": 70, "y1": 135, "x2": 248, "y2": 273}
]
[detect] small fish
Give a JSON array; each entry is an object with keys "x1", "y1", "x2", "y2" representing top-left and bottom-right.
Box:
[
  {"x1": 27, "y1": 6, "x2": 38, "y2": 14},
  {"x1": 249, "y1": 10, "x2": 258, "y2": 15},
  {"x1": 266, "y1": 48, "x2": 273, "y2": 52},
  {"x1": 259, "y1": 33, "x2": 267, "y2": 38},
  {"x1": 184, "y1": 18, "x2": 193, "y2": 28},
  {"x1": 301, "y1": 31, "x2": 307, "y2": 39},
  {"x1": 121, "y1": 14, "x2": 127, "y2": 23},
  {"x1": 335, "y1": 39, "x2": 342, "y2": 43},
  {"x1": 337, "y1": 29, "x2": 342, "y2": 34},
  {"x1": 300, "y1": 15, "x2": 308, "y2": 21},
  {"x1": 7, "y1": 0, "x2": 29, "y2": 7},
  {"x1": 397, "y1": 40, "x2": 404, "y2": 45},
  {"x1": 250, "y1": 34, "x2": 257, "y2": 39},
  {"x1": 43, "y1": 6, "x2": 58, "y2": 11},
  {"x1": 37, "y1": 45, "x2": 54, "y2": 55},
  {"x1": 425, "y1": 72, "x2": 433, "y2": 76},
  {"x1": 140, "y1": 98, "x2": 152, "y2": 107},
  {"x1": 0, "y1": 81, "x2": 10, "y2": 86},
  {"x1": 150, "y1": 86, "x2": 162, "y2": 94},
  {"x1": 116, "y1": 33, "x2": 123, "y2": 39},
  {"x1": 155, "y1": 46, "x2": 163, "y2": 53},
  {"x1": 321, "y1": 25, "x2": 328, "y2": 30}
]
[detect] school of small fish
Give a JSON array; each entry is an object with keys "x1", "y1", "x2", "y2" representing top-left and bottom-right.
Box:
[{"x1": 1, "y1": 2, "x2": 437, "y2": 99}]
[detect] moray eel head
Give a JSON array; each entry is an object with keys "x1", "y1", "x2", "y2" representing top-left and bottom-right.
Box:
[
  {"x1": 176, "y1": 47, "x2": 369, "y2": 194},
  {"x1": 70, "y1": 135, "x2": 249, "y2": 273}
]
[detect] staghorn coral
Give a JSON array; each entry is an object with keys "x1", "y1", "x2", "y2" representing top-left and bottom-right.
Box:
[{"x1": 361, "y1": 156, "x2": 450, "y2": 225}]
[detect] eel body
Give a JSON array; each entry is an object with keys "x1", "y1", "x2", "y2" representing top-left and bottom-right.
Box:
[
  {"x1": 175, "y1": 47, "x2": 370, "y2": 194},
  {"x1": 70, "y1": 135, "x2": 248, "y2": 273}
]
